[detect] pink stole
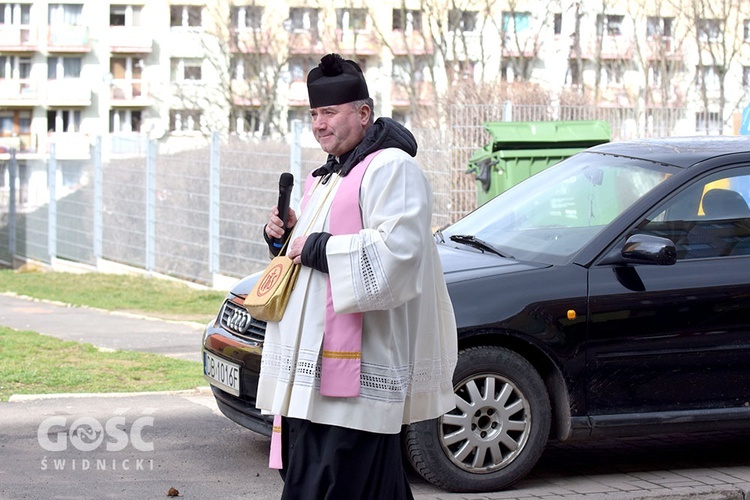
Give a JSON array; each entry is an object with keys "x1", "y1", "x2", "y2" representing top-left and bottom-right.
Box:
[{"x1": 268, "y1": 151, "x2": 380, "y2": 469}]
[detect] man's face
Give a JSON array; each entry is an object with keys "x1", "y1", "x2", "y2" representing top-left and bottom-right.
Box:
[{"x1": 310, "y1": 102, "x2": 370, "y2": 157}]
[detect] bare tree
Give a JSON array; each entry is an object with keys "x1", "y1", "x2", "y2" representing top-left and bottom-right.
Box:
[
  {"x1": 687, "y1": 0, "x2": 748, "y2": 134},
  {"x1": 489, "y1": 0, "x2": 549, "y2": 82}
]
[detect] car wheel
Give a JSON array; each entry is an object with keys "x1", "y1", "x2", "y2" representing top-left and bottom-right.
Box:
[{"x1": 405, "y1": 345, "x2": 551, "y2": 492}]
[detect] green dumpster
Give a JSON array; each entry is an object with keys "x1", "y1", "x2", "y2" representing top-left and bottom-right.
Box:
[{"x1": 467, "y1": 120, "x2": 611, "y2": 207}]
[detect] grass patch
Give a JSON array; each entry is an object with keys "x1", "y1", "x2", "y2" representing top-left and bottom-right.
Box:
[
  {"x1": 0, "y1": 326, "x2": 205, "y2": 402},
  {"x1": 0, "y1": 269, "x2": 228, "y2": 323}
]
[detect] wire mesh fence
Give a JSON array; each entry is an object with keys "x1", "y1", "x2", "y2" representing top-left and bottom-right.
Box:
[{"x1": 0, "y1": 104, "x2": 688, "y2": 285}]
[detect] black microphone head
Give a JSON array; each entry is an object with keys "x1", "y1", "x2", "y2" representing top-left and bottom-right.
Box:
[{"x1": 279, "y1": 172, "x2": 294, "y2": 188}]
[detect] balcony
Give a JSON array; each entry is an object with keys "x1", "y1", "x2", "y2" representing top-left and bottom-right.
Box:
[
  {"x1": 287, "y1": 80, "x2": 309, "y2": 106},
  {"x1": 109, "y1": 26, "x2": 153, "y2": 53},
  {"x1": 390, "y1": 81, "x2": 435, "y2": 107},
  {"x1": 110, "y1": 79, "x2": 151, "y2": 106},
  {"x1": 572, "y1": 36, "x2": 634, "y2": 60},
  {"x1": 288, "y1": 31, "x2": 323, "y2": 54},
  {"x1": 502, "y1": 33, "x2": 540, "y2": 58},
  {"x1": 46, "y1": 132, "x2": 91, "y2": 159},
  {"x1": 646, "y1": 37, "x2": 682, "y2": 60},
  {"x1": 46, "y1": 79, "x2": 92, "y2": 106},
  {"x1": 0, "y1": 133, "x2": 36, "y2": 154},
  {"x1": 389, "y1": 31, "x2": 432, "y2": 55},
  {"x1": 232, "y1": 28, "x2": 272, "y2": 53},
  {"x1": 334, "y1": 29, "x2": 380, "y2": 56},
  {"x1": 0, "y1": 80, "x2": 39, "y2": 105},
  {"x1": 0, "y1": 25, "x2": 38, "y2": 51},
  {"x1": 596, "y1": 36, "x2": 634, "y2": 59},
  {"x1": 230, "y1": 79, "x2": 261, "y2": 106},
  {"x1": 48, "y1": 25, "x2": 91, "y2": 52}
]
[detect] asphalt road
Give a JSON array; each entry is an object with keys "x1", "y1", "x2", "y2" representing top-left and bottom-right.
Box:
[
  {"x1": 0, "y1": 391, "x2": 281, "y2": 500},
  {"x1": 2, "y1": 293, "x2": 750, "y2": 499}
]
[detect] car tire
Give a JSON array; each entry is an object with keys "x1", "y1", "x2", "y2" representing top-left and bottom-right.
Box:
[{"x1": 405, "y1": 345, "x2": 551, "y2": 493}]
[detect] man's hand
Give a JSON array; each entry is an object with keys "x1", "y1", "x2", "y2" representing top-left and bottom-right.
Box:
[
  {"x1": 287, "y1": 235, "x2": 308, "y2": 265},
  {"x1": 265, "y1": 206, "x2": 298, "y2": 242}
]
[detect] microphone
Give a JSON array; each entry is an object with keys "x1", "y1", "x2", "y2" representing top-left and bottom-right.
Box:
[{"x1": 273, "y1": 172, "x2": 294, "y2": 249}]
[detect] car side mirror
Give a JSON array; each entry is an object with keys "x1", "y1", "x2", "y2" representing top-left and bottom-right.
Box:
[
  {"x1": 621, "y1": 234, "x2": 677, "y2": 265},
  {"x1": 599, "y1": 234, "x2": 677, "y2": 266}
]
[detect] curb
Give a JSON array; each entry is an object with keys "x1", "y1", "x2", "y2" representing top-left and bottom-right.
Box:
[{"x1": 7, "y1": 386, "x2": 213, "y2": 403}]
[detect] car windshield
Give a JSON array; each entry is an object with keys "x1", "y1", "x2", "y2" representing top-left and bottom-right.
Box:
[{"x1": 443, "y1": 152, "x2": 677, "y2": 264}]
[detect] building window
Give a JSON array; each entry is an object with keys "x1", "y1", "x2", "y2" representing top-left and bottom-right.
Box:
[
  {"x1": 0, "y1": 110, "x2": 30, "y2": 135},
  {"x1": 568, "y1": 59, "x2": 581, "y2": 85},
  {"x1": 447, "y1": 59, "x2": 475, "y2": 82},
  {"x1": 109, "y1": 109, "x2": 141, "y2": 133},
  {"x1": 336, "y1": 8, "x2": 367, "y2": 31},
  {"x1": 0, "y1": 55, "x2": 30, "y2": 79},
  {"x1": 287, "y1": 56, "x2": 317, "y2": 82},
  {"x1": 0, "y1": 3, "x2": 31, "y2": 25},
  {"x1": 171, "y1": 58, "x2": 202, "y2": 81},
  {"x1": 393, "y1": 9, "x2": 421, "y2": 32},
  {"x1": 601, "y1": 61, "x2": 624, "y2": 85},
  {"x1": 170, "y1": 109, "x2": 202, "y2": 132},
  {"x1": 553, "y1": 13, "x2": 562, "y2": 35},
  {"x1": 231, "y1": 6, "x2": 262, "y2": 30},
  {"x1": 695, "y1": 65, "x2": 722, "y2": 90},
  {"x1": 647, "y1": 16, "x2": 672, "y2": 38},
  {"x1": 110, "y1": 5, "x2": 142, "y2": 27},
  {"x1": 502, "y1": 11, "x2": 531, "y2": 35},
  {"x1": 744, "y1": 19, "x2": 750, "y2": 42},
  {"x1": 648, "y1": 62, "x2": 667, "y2": 87},
  {"x1": 231, "y1": 57, "x2": 244, "y2": 80},
  {"x1": 170, "y1": 5, "x2": 201, "y2": 28},
  {"x1": 697, "y1": 18, "x2": 722, "y2": 42},
  {"x1": 289, "y1": 7, "x2": 318, "y2": 31},
  {"x1": 743, "y1": 66, "x2": 750, "y2": 87},
  {"x1": 287, "y1": 107, "x2": 310, "y2": 130},
  {"x1": 47, "y1": 57, "x2": 82, "y2": 79},
  {"x1": 596, "y1": 14, "x2": 624, "y2": 36},
  {"x1": 448, "y1": 9, "x2": 477, "y2": 32},
  {"x1": 392, "y1": 56, "x2": 427, "y2": 84},
  {"x1": 47, "y1": 109, "x2": 82, "y2": 133},
  {"x1": 232, "y1": 108, "x2": 261, "y2": 134},
  {"x1": 695, "y1": 111, "x2": 722, "y2": 134},
  {"x1": 49, "y1": 3, "x2": 83, "y2": 25}
]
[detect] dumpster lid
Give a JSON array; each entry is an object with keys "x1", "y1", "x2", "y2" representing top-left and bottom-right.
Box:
[{"x1": 483, "y1": 120, "x2": 611, "y2": 150}]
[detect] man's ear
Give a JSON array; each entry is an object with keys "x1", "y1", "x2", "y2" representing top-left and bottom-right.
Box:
[{"x1": 359, "y1": 104, "x2": 371, "y2": 125}]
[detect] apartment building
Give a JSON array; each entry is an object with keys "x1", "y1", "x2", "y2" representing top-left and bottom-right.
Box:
[{"x1": 1, "y1": 1, "x2": 749, "y2": 206}]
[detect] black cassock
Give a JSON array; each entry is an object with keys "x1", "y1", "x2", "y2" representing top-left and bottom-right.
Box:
[{"x1": 280, "y1": 417, "x2": 414, "y2": 500}]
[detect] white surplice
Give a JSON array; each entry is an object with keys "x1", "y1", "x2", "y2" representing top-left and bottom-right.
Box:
[{"x1": 256, "y1": 147, "x2": 458, "y2": 434}]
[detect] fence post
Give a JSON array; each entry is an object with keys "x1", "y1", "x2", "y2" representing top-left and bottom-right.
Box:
[
  {"x1": 93, "y1": 136, "x2": 103, "y2": 264},
  {"x1": 209, "y1": 131, "x2": 220, "y2": 281},
  {"x1": 146, "y1": 139, "x2": 156, "y2": 272},
  {"x1": 48, "y1": 143, "x2": 57, "y2": 263},
  {"x1": 502, "y1": 101, "x2": 513, "y2": 122},
  {"x1": 290, "y1": 119, "x2": 302, "y2": 210},
  {"x1": 8, "y1": 148, "x2": 17, "y2": 262}
]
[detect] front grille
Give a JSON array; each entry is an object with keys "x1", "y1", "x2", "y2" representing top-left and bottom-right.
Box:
[{"x1": 219, "y1": 299, "x2": 267, "y2": 342}]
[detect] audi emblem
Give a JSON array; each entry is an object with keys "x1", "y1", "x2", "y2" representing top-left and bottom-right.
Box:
[{"x1": 225, "y1": 304, "x2": 250, "y2": 332}]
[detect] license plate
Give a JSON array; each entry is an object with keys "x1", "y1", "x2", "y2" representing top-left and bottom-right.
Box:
[{"x1": 203, "y1": 351, "x2": 241, "y2": 396}]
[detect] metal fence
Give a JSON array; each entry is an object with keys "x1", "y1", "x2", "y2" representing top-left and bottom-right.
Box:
[{"x1": 0, "y1": 104, "x2": 687, "y2": 286}]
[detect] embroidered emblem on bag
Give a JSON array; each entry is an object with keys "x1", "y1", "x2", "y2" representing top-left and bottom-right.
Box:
[{"x1": 257, "y1": 263, "x2": 284, "y2": 297}]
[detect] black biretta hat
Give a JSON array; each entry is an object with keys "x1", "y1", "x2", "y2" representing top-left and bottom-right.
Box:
[{"x1": 307, "y1": 54, "x2": 369, "y2": 108}]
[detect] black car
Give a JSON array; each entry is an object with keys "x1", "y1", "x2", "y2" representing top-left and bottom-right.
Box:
[{"x1": 202, "y1": 136, "x2": 750, "y2": 493}]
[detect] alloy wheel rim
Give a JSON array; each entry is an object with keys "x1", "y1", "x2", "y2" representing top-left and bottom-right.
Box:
[{"x1": 439, "y1": 373, "x2": 532, "y2": 474}]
